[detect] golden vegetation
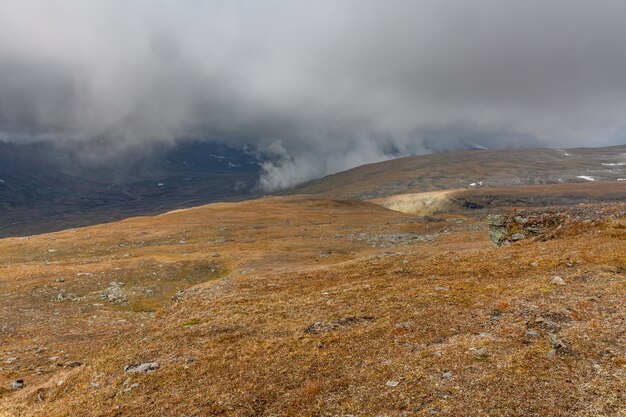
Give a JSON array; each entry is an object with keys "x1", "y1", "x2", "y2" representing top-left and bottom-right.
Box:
[{"x1": 0, "y1": 196, "x2": 624, "y2": 416}]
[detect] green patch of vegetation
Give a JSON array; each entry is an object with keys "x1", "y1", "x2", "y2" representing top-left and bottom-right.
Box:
[
  {"x1": 180, "y1": 318, "x2": 202, "y2": 327},
  {"x1": 128, "y1": 297, "x2": 163, "y2": 313}
]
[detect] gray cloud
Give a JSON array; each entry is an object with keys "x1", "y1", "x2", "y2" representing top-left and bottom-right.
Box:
[{"x1": 1, "y1": 0, "x2": 626, "y2": 189}]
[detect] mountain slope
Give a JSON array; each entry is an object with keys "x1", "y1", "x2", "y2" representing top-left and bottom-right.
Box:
[
  {"x1": 288, "y1": 145, "x2": 626, "y2": 200},
  {"x1": 0, "y1": 196, "x2": 624, "y2": 416}
]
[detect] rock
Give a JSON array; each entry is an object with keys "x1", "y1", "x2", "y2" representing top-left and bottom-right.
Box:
[
  {"x1": 547, "y1": 332, "x2": 567, "y2": 350},
  {"x1": 124, "y1": 362, "x2": 160, "y2": 374},
  {"x1": 442, "y1": 371, "x2": 454, "y2": 380},
  {"x1": 526, "y1": 329, "x2": 539, "y2": 337},
  {"x1": 550, "y1": 276, "x2": 566, "y2": 285},
  {"x1": 486, "y1": 214, "x2": 508, "y2": 245},
  {"x1": 101, "y1": 282, "x2": 128, "y2": 304},
  {"x1": 386, "y1": 380, "x2": 400, "y2": 387},
  {"x1": 468, "y1": 347, "x2": 489, "y2": 359},
  {"x1": 510, "y1": 233, "x2": 525, "y2": 241},
  {"x1": 514, "y1": 216, "x2": 529, "y2": 225},
  {"x1": 434, "y1": 286, "x2": 449, "y2": 291},
  {"x1": 55, "y1": 277, "x2": 65, "y2": 282},
  {"x1": 530, "y1": 262, "x2": 538, "y2": 267},
  {"x1": 318, "y1": 250, "x2": 332, "y2": 259},
  {"x1": 172, "y1": 289, "x2": 186, "y2": 302},
  {"x1": 211, "y1": 253, "x2": 221, "y2": 257},
  {"x1": 10, "y1": 379, "x2": 24, "y2": 390},
  {"x1": 5, "y1": 357, "x2": 17, "y2": 364},
  {"x1": 304, "y1": 316, "x2": 375, "y2": 334},
  {"x1": 47, "y1": 249, "x2": 58, "y2": 253}
]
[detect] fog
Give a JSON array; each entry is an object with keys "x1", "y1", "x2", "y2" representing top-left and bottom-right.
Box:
[{"x1": 1, "y1": 0, "x2": 626, "y2": 189}]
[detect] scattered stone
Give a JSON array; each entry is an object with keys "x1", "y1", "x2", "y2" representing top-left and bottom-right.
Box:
[
  {"x1": 526, "y1": 330, "x2": 539, "y2": 337},
  {"x1": 211, "y1": 253, "x2": 221, "y2": 257},
  {"x1": 547, "y1": 332, "x2": 567, "y2": 350},
  {"x1": 530, "y1": 262, "x2": 538, "y2": 267},
  {"x1": 550, "y1": 276, "x2": 566, "y2": 285},
  {"x1": 55, "y1": 277, "x2": 65, "y2": 283},
  {"x1": 442, "y1": 371, "x2": 454, "y2": 380},
  {"x1": 304, "y1": 316, "x2": 375, "y2": 334},
  {"x1": 434, "y1": 286, "x2": 449, "y2": 292},
  {"x1": 124, "y1": 362, "x2": 160, "y2": 374},
  {"x1": 101, "y1": 281, "x2": 127, "y2": 304},
  {"x1": 47, "y1": 249, "x2": 58, "y2": 253},
  {"x1": 386, "y1": 380, "x2": 400, "y2": 387},
  {"x1": 347, "y1": 232, "x2": 437, "y2": 248},
  {"x1": 5, "y1": 357, "x2": 17, "y2": 364},
  {"x1": 468, "y1": 347, "x2": 489, "y2": 359},
  {"x1": 76, "y1": 272, "x2": 93, "y2": 277},
  {"x1": 318, "y1": 250, "x2": 332, "y2": 259},
  {"x1": 478, "y1": 332, "x2": 492, "y2": 338},
  {"x1": 172, "y1": 289, "x2": 186, "y2": 302},
  {"x1": 10, "y1": 379, "x2": 24, "y2": 390}
]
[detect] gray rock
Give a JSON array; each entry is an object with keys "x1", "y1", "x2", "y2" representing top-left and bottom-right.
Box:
[
  {"x1": 386, "y1": 380, "x2": 400, "y2": 387},
  {"x1": 486, "y1": 214, "x2": 508, "y2": 245},
  {"x1": 510, "y1": 233, "x2": 526, "y2": 241},
  {"x1": 101, "y1": 282, "x2": 128, "y2": 304},
  {"x1": 442, "y1": 371, "x2": 454, "y2": 379},
  {"x1": 10, "y1": 379, "x2": 24, "y2": 390},
  {"x1": 56, "y1": 277, "x2": 65, "y2": 282},
  {"x1": 318, "y1": 250, "x2": 332, "y2": 259},
  {"x1": 550, "y1": 276, "x2": 566, "y2": 285},
  {"x1": 124, "y1": 362, "x2": 160, "y2": 374}
]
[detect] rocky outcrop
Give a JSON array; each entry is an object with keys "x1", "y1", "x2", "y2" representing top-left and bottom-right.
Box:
[
  {"x1": 487, "y1": 212, "x2": 567, "y2": 245},
  {"x1": 487, "y1": 204, "x2": 626, "y2": 245}
]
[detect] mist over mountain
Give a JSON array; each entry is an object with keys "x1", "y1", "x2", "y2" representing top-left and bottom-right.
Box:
[{"x1": 2, "y1": 1, "x2": 626, "y2": 188}]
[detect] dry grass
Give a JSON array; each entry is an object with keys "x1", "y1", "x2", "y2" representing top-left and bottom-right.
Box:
[{"x1": 0, "y1": 196, "x2": 624, "y2": 416}]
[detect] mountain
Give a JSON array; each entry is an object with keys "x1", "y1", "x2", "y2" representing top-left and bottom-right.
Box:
[
  {"x1": 288, "y1": 144, "x2": 626, "y2": 199},
  {"x1": 0, "y1": 140, "x2": 262, "y2": 237}
]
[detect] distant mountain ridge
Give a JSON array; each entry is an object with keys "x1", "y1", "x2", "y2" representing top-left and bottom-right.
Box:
[
  {"x1": 0, "y1": 140, "x2": 262, "y2": 237},
  {"x1": 286, "y1": 144, "x2": 626, "y2": 200}
]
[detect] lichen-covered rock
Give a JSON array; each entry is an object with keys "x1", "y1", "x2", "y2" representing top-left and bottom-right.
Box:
[
  {"x1": 486, "y1": 214, "x2": 508, "y2": 245},
  {"x1": 487, "y1": 211, "x2": 566, "y2": 245}
]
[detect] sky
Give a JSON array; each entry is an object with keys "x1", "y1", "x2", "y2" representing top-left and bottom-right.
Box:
[{"x1": 1, "y1": 0, "x2": 626, "y2": 189}]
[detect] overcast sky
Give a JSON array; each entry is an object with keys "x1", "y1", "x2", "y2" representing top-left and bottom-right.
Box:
[{"x1": 1, "y1": 0, "x2": 626, "y2": 188}]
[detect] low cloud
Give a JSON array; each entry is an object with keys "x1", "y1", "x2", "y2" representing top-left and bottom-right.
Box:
[{"x1": 1, "y1": 0, "x2": 626, "y2": 189}]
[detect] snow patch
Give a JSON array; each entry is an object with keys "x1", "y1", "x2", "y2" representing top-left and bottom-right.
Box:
[
  {"x1": 602, "y1": 162, "x2": 626, "y2": 166},
  {"x1": 576, "y1": 175, "x2": 595, "y2": 181}
]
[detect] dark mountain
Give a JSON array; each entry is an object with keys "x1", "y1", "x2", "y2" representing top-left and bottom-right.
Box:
[{"x1": 0, "y1": 140, "x2": 262, "y2": 237}]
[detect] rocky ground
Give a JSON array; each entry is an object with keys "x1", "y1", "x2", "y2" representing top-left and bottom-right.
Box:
[{"x1": 0, "y1": 197, "x2": 624, "y2": 416}]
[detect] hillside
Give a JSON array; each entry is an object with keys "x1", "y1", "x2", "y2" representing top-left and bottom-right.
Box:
[
  {"x1": 0, "y1": 195, "x2": 624, "y2": 416},
  {"x1": 0, "y1": 140, "x2": 262, "y2": 238},
  {"x1": 288, "y1": 145, "x2": 626, "y2": 200}
]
